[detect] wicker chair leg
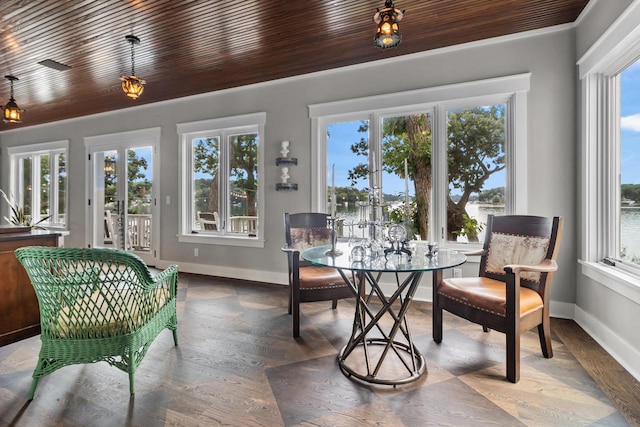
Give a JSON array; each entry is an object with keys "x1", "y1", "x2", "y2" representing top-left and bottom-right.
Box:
[
  {"x1": 129, "y1": 371, "x2": 135, "y2": 395},
  {"x1": 172, "y1": 329, "x2": 179, "y2": 346},
  {"x1": 28, "y1": 376, "x2": 40, "y2": 401}
]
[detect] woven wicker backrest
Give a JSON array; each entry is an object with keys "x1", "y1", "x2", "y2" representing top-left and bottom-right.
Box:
[{"x1": 15, "y1": 246, "x2": 176, "y2": 339}]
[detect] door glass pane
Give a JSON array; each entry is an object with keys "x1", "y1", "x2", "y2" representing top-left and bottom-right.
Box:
[
  {"x1": 447, "y1": 105, "x2": 506, "y2": 243},
  {"x1": 228, "y1": 132, "x2": 258, "y2": 235},
  {"x1": 381, "y1": 113, "x2": 432, "y2": 240},
  {"x1": 99, "y1": 150, "x2": 118, "y2": 248},
  {"x1": 20, "y1": 157, "x2": 32, "y2": 219},
  {"x1": 620, "y1": 59, "x2": 640, "y2": 263},
  {"x1": 192, "y1": 137, "x2": 220, "y2": 232},
  {"x1": 38, "y1": 154, "x2": 50, "y2": 224},
  {"x1": 56, "y1": 153, "x2": 67, "y2": 225},
  {"x1": 327, "y1": 120, "x2": 370, "y2": 239},
  {"x1": 127, "y1": 147, "x2": 152, "y2": 252}
]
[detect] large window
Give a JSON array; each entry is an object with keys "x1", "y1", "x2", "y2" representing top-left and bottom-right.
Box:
[
  {"x1": 619, "y1": 60, "x2": 640, "y2": 266},
  {"x1": 312, "y1": 75, "x2": 526, "y2": 247},
  {"x1": 6, "y1": 141, "x2": 68, "y2": 228},
  {"x1": 579, "y1": 2, "x2": 640, "y2": 280},
  {"x1": 178, "y1": 113, "x2": 265, "y2": 246}
]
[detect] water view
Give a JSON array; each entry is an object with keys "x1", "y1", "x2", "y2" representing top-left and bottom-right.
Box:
[{"x1": 621, "y1": 208, "x2": 640, "y2": 261}]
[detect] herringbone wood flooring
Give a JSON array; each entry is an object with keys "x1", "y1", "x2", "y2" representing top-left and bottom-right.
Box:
[{"x1": 0, "y1": 273, "x2": 638, "y2": 426}]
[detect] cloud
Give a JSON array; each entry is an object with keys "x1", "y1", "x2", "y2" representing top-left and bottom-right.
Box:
[{"x1": 621, "y1": 114, "x2": 640, "y2": 132}]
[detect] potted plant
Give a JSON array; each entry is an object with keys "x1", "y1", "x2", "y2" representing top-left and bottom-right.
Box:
[{"x1": 0, "y1": 189, "x2": 51, "y2": 229}]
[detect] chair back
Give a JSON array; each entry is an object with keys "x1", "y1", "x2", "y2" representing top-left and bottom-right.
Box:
[
  {"x1": 479, "y1": 215, "x2": 562, "y2": 296},
  {"x1": 284, "y1": 212, "x2": 332, "y2": 249},
  {"x1": 14, "y1": 246, "x2": 175, "y2": 339},
  {"x1": 284, "y1": 212, "x2": 331, "y2": 266}
]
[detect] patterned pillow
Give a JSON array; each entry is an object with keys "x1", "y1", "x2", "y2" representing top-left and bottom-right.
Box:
[
  {"x1": 290, "y1": 227, "x2": 331, "y2": 251},
  {"x1": 485, "y1": 232, "x2": 550, "y2": 283}
]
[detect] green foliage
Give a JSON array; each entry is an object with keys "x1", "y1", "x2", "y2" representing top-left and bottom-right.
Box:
[
  {"x1": 447, "y1": 106, "x2": 505, "y2": 195},
  {"x1": 0, "y1": 189, "x2": 51, "y2": 229},
  {"x1": 621, "y1": 184, "x2": 640, "y2": 203},
  {"x1": 478, "y1": 187, "x2": 505, "y2": 204},
  {"x1": 192, "y1": 134, "x2": 259, "y2": 216},
  {"x1": 451, "y1": 213, "x2": 484, "y2": 239}
]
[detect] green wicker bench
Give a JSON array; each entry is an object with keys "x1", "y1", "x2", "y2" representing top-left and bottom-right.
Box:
[{"x1": 14, "y1": 246, "x2": 178, "y2": 400}]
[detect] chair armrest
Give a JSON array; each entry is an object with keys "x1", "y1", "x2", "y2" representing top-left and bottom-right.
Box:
[
  {"x1": 462, "y1": 248, "x2": 487, "y2": 257},
  {"x1": 150, "y1": 264, "x2": 178, "y2": 293},
  {"x1": 281, "y1": 244, "x2": 300, "y2": 254},
  {"x1": 503, "y1": 259, "x2": 558, "y2": 275}
]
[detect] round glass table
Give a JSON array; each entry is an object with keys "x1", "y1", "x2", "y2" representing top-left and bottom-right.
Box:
[{"x1": 302, "y1": 242, "x2": 466, "y2": 386}]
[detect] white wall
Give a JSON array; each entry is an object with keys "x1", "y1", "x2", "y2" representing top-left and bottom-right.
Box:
[{"x1": 1, "y1": 27, "x2": 577, "y2": 304}]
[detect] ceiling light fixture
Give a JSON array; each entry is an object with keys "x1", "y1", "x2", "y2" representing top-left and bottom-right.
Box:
[
  {"x1": 2, "y1": 75, "x2": 24, "y2": 123},
  {"x1": 373, "y1": 0, "x2": 404, "y2": 49},
  {"x1": 120, "y1": 35, "x2": 146, "y2": 99}
]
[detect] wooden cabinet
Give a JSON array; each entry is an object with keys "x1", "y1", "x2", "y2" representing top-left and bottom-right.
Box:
[{"x1": 0, "y1": 228, "x2": 60, "y2": 346}]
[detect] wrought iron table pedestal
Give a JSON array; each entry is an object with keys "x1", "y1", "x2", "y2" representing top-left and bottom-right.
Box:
[{"x1": 301, "y1": 243, "x2": 466, "y2": 386}]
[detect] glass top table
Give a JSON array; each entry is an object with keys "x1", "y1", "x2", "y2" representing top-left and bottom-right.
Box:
[{"x1": 302, "y1": 242, "x2": 466, "y2": 386}]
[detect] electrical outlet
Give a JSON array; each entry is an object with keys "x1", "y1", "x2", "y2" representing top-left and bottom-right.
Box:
[
  {"x1": 453, "y1": 268, "x2": 462, "y2": 278},
  {"x1": 194, "y1": 247, "x2": 199, "y2": 257}
]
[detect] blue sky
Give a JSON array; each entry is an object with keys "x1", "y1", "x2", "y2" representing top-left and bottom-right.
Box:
[{"x1": 621, "y1": 60, "x2": 640, "y2": 184}]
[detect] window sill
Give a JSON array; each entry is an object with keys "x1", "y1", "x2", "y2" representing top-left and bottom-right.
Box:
[
  {"x1": 579, "y1": 260, "x2": 640, "y2": 305},
  {"x1": 178, "y1": 233, "x2": 265, "y2": 248}
]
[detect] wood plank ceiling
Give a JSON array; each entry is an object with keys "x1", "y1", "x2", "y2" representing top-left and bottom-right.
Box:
[{"x1": 0, "y1": 0, "x2": 590, "y2": 131}]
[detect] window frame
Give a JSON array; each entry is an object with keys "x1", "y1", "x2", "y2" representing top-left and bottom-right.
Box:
[
  {"x1": 309, "y1": 74, "x2": 529, "y2": 248},
  {"x1": 578, "y1": 1, "x2": 640, "y2": 301},
  {"x1": 177, "y1": 112, "x2": 265, "y2": 248},
  {"x1": 6, "y1": 140, "x2": 69, "y2": 229}
]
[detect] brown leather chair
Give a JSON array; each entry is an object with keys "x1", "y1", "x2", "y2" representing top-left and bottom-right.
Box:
[
  {"x1": 432, "y1": 215, "x2": 563, "y2": 382},
  {"x1": 282, "y1": 212, "x2": 353, "y2": 337}
]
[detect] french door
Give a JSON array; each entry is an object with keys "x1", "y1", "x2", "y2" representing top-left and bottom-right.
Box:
[{"x1": 86, "y1": 137, "x2": 158, "y2": 266}]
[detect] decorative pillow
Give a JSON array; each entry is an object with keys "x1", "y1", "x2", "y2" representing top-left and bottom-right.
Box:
[
  {"x1": 290, "y1": 227, "x2": 331, "y2": 251},
  {"x1": 485, "y1": 232, "x2": 550, "y2": 283}
]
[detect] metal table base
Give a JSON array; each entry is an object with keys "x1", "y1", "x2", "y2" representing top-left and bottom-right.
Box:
[{"x1": 337, "y1": 269, "x2": 426, "y2": 386}]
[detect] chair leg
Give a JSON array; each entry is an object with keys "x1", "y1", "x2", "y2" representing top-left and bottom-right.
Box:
[
  {"x1": 288, "y1": 286, "x2": 293, "y2": 315},
  {"x1": 538, "y1": 318, "x2": 553, "y2": 358},
  {"x1": 129, "y1": 371, "x2": 135, "y2": 395},
  {"x1": 432, "y1": 270, "x2": 443, "y2": 343},
  {"x1": 292, "y1": 301, "x2": 300, "y2": 337},
  {"x1": 172, "y1": 328, "x2": 179, "y2": 346},
  {"x1": 331, "y1": 298, "x2": 338, "y2": 309},
  {"x1": 482, "y1": 326, "x2": 489, "y2": 332},
  {"x1": 28, "y1": 376, "x2": 40, "y2": 401},
  {"x1": 506, "y1": 332, "x2": 520, "y2": 383},
  {"x1": 28, "y1": 357, "x2": 45, "y2": 400}
]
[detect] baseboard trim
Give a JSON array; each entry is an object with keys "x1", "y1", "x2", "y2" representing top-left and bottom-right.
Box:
[{"x1": 574, "y1": 305, "x2": 640, "y2": 382}]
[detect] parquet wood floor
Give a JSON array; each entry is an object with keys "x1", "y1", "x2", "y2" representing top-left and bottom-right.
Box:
[{"x1": 0, "y1": 273, "x2": 638, "y2": 426}]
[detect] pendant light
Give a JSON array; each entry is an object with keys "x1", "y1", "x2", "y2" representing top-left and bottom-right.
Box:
[
  {"x1": 373, "y1": 0, "x2": 404, "y2": 49},
  {"x1": 120, "y1": 35, "x2": 146, "y2": 99},
  {"x1": 3, "y1": 75, "x2": 24, "y2": 123}
]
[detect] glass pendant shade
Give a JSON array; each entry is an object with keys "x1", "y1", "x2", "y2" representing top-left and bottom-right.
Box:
[
  {"x1": 120, "y1": 75, "x2": 146, "y2": 99},
  {"x1": 2, "y1": 76, "x2": 23, "y2": 123},
  {"x1": 373, "y1": 0, "x2": 403, "y2": 49}
]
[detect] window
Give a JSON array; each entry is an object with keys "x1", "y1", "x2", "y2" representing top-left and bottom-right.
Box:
[
  {"x1": 620, "y1": 60, "x2": 640, "y2": 266},
  {"x1": 6, "y1": 141, "x2": 68, "y2": 228},
  {"x1": 178, "y1": 112, "x2": 265, "y2": 247},
  {"x1": 578, "y1": 1, "x2": 640, "y2": 281},
  {"x1": 311, "y1": 75, "x2": 528, "y2": 247}
]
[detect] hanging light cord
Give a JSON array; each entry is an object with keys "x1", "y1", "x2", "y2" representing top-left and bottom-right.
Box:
[{"x1": 130, "y1": 40, "x2": 136, "y2": 76}]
